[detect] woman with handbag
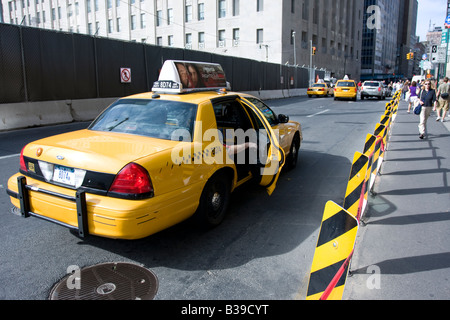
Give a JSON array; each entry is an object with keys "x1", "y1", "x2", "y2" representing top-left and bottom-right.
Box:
[{"x1": 417, "y1": 81, "x2": 437, "y2": 139}]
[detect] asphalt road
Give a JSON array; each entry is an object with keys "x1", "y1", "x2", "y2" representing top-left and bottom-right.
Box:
[{"x1": 0, "y1": 95, "x2": 389, "y2": 300}]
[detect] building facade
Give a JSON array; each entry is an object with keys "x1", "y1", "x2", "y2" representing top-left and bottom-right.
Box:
[
  {"x1": 3, "y1": 0, "x2": 364, "y2": 81},
  {"x1": 361, "y1": 0, "x2": 418, "y2": 81}
]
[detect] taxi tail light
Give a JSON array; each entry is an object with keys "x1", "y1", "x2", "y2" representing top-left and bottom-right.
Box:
[
  {"x1": 109, "y1": 163, "x2": 153, "y2": 195},
  {"x1": 20, "y1": 146, "x2": 27, "y2": 172},
  {"x1": 378, "y1": 87, "x2": 381, "y2": 92}
]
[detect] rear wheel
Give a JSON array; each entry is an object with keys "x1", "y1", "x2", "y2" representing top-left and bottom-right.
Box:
[
  {"x1": 194, "y1": 173, "x2": 231, "y2": 227},
  {"x1": 287, "y1": 134, "x2": 300, "y2": 170}
]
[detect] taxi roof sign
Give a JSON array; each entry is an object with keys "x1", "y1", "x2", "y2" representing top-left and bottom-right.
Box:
[{"x1": 152, "y1": 60, "x2": 228, "y2": 94}]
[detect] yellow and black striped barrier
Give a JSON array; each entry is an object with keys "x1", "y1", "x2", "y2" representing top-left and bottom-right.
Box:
[
  {"x1": 306, "y1": 201, "x2": 358, "y2": 300},
  {"x1": 306, "y1": 89, "x2": 401, "y2": 300},
  {"x1": 343, "y1": 152, "x2": 370, "y2": 219}
]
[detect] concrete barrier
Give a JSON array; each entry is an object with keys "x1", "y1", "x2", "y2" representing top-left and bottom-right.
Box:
[
  {"x1": 0, "y1": 98, "x2": 118, "y2": 131},
  {"x1": 0, "y1": 89, "x2": 307, "y2": 132}
]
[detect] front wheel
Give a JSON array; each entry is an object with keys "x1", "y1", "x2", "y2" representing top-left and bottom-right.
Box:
[{"x1": 194, "y1": 173, "x2": 231, "y2": 228}]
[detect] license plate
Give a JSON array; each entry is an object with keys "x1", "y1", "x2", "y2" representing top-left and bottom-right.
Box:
[
  {"x1": 343, "y1": 89, "x2": 349, "y2": 92},
  {"x1": 53, "y1": 165, "x2": 76, "y2": 186}
]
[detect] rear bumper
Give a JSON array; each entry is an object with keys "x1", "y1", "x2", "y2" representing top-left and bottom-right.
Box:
[
  {"x1": 7, "y1": 173, "x2": 201, "y2": 240},
  {"x1": 361, "y1": 92, "x2": 383, "y2": 97},
  {"x1": 8, "y1": 176, "x2": 89, "y2": 237},
  {"x1": 335, "y1": 92, "x2": 357, "y2": 98},
  {"x1": 307, "y1": 91, "x2": 327, "y2": 96}
]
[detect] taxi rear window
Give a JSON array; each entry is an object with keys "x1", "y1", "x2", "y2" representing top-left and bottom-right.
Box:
[
  {"x1": 89, "y1": 99, "x2": 197, "y2": 141},
  {"x1": 337, "y1": 81, "x2": 356, "y2": 87}
]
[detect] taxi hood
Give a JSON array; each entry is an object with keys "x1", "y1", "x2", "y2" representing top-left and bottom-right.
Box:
[{"x1": 23, "y1": 129, "x2": 177, "y2": 174}]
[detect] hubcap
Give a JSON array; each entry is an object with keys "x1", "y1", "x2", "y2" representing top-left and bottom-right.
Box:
[{"x1": 211, "y1": 192, "x2": 222, "y2": 211}]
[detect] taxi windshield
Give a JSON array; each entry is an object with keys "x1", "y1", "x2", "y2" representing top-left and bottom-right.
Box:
[
  {"x1": 89, "y1": 99, "x2": 197, "y2": 141},
  {"x1": 337, "y1": 81, "x2": 355, "y2": 87}
]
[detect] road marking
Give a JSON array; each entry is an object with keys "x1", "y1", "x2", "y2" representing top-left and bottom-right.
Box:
[
  {"x1": 0, "y1": 153, "x2": 20, "y2": 160},
  {"x1": 307, "y1": 109, "x2": 330, "y2": 118}
]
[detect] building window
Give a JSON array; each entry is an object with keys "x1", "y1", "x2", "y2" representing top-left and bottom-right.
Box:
[
  {"x1": 199, "y1": 32, "x2": 205, "y2": 48},
  {"x1": 218, "y1": 0, "x2": 226, "y2": 18},
  {"x1": 233, "y1": 0, "x2": 239, "y2": 16},
  {"x1": 140, "y1": 13, "x2": 145, "y2": 29},
  {"x1": 168, "y1": 35, "x2": 174, "y2": 47},
  {"x1": 198, "y1": 3, "x2": 204, "y2": 20},
  {"x1": 185, "y1": 5, "x2": 192, "y2": 22},
  {"x1": 107, "y1": 19, "x2": 113, "y2": 33},
  {"x1": 233, "y1": 28, "x2": 240, "y2": 46},
  {"x1": 168, "y1": 8, "x2": 173, "y2": 24},
  {"x1": 302, "y1": 0, "x2": 308, "y2": 20},
  {"x1": 131, "y1": 15, "x2": 136, "y2": 30},
  {"x1": 116, "y1": 17, "x2": 120, "y2": 32},
  {"x1": 156, "y1": 10, "x2": 162, "y2": 26},
  {"x1": 157, "y1": 37, "x2": 163, "y2": 46},
  {"x1": 256, "y1": 29, "x2": 263, "y2": 44},
  {"x1": 186, "y1": 33, "x2": 192, "y2": 45},
  {"x1": 257, "y1": 0, "x2": 263, "y2": 12}
]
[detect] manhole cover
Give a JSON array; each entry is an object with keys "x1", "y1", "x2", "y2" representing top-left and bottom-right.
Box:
[{"x1": 49, "y1": 262, "x2": 158, "y2": 300}]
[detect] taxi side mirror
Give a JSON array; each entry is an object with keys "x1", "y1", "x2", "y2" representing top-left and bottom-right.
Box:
[{"x1": 278, "y1": 114, "x2": 289, "y2": 123}]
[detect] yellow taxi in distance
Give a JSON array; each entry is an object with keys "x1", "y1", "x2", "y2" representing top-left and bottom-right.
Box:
[
  {"x1": 307, "y1": 83, "x2": 333, "y2": 98},
  {"x1": 7, "y1": 60, "x2": 302, "y2": 240},
  {"x1": 334, "y1": 79, "x2": 358, "y2": 101}
]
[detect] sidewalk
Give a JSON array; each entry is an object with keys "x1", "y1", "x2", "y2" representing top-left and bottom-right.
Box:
[{"x1": 344, "y1": 101, "x2": 450, "y2": 300}]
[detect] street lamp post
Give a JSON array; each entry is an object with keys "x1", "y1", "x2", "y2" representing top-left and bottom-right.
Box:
[{"x1": 292, "y1": 31, "x2": 296, "y2": 66}]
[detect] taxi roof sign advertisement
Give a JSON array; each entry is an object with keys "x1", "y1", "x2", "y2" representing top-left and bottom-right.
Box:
[{"x1": 153, "y1": 60, "x2": 228, "y2": 93}]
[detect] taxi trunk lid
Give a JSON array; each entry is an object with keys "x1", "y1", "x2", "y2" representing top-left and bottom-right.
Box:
[{"x1": 23, "y1": 129, "x2": 176, "y2": 174}]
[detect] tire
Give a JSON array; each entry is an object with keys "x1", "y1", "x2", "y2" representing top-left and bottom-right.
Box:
[
  {"x1": 194, "y1": 173, "x2": 231, "y2": 227},
  {"x1": 287, "y1": 134, "x2": 300, "y2": 170}
]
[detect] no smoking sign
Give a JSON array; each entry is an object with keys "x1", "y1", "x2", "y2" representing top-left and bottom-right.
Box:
[{"x1": 120, "y1": 68, "x2": 131, "y2": 83}]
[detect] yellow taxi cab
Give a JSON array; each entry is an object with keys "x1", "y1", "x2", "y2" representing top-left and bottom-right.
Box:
[
  {"x1": 334, "y1": 79, "x2": 358, "y2": 101},
  {"x1": 6, "y1": 60, "x2": 302, "y2": 240},
  {"x1": 307, "y1": 83, "x2": 333, "y2": 98}
]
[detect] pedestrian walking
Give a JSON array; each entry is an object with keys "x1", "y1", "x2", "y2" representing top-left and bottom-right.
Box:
[
  {"x1": 436, "y1": 77, "x2": 450, "y2": 122},
  {"x1": 417, "y1": 81, "x2": 437, "y2": 140},
  {"x1": 402, "y1": 81, "x2": 409, "y2": 100},
  {"x1": 407, "y1": 81, "x2": 419, "y2": 113}
]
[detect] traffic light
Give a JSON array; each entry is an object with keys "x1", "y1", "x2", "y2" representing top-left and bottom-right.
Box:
[
  {"x1": 410, "y1": 52, "x2": 414, "y2": 59},
  {"x1": 312, "y1": 47, "x2": 316, "y2": 55},
  {"x1": 407, "y1": 53, "x2": 410, "y2": 60}
]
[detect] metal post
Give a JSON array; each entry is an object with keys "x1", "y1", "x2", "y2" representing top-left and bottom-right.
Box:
[
  {"x1": 292, "y1": 31, "x2": 296, "y2": 66},
  {"x1": 310, "y1": 40, "x2": 313, "y2": 87},
  {"x1": 445, "y1": 28, "x2": 449, "y2": 77},
  {"x1": 17, "y1": 176, "x2": 30, "y2": 218},
  {"x1": 76, "y1": 190, "x2": 89, "y2": 238}
]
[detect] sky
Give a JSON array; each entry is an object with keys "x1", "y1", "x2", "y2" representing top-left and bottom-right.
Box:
[{"x1": 416, "y1": 0, "x2": 448, "y2": 41}]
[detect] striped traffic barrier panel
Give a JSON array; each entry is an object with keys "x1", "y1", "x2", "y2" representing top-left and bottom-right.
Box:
[
  {"x1": 306, "y1": 93, "x2": 396, "y2": 300},
  {"x1": 363, "y1": 134, "x2": 385, "y2": 194},
  {"x1": 306, "y1": 201, "x2": 359, "y2": 300},
  {"x1": 343, "y1": 151, "x2": 370, "y2": 219}
]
